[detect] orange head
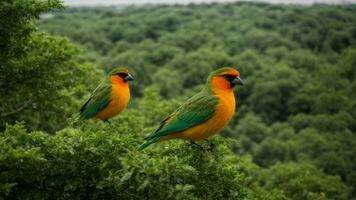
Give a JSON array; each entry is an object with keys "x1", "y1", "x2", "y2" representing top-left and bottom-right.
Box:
[
  {"x1": 207, "y1": 67, "x2": 243, "y2": 92},
  {"x1": 109, "y1": 67, "x2": 134, "y2": 85}
]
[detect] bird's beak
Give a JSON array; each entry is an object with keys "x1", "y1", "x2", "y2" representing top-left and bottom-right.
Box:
[
  {"x1": 124, "y1": 73, "x2": 134, "y2": 81},
  {"x1": 232, "y1": 76, "x2": 243, "y2": 86}
]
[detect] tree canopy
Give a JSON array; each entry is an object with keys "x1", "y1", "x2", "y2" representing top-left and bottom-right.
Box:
[{"x1": 1, "y1": 1, "x2": 355, "y2": 199}]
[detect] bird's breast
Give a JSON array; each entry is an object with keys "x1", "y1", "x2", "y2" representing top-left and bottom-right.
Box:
[
  {"x1": 164, "y1": 92, "x2": 236, "y2": 141},
  {"x1": 215, "y1": 93, "x2": 235, "y2": 122},
  {"x1": 94, "y1": 84, "x2": 130, "y2": 120},
  {"x1": 204, "y1": 92, "x2": 236, "y2": 136},
  {"x1": 111, "y1": 84, "x2": 130, "y2": 111}
]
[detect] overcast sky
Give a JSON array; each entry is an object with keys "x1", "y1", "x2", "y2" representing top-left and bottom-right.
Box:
[{"x1": 63, "y1": 0, "x2": 356, "y2": 6}]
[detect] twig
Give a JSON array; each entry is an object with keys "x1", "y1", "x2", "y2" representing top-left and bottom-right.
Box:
[{"x1": 0, "y1": 100, "x2": 33, "y2": 117}]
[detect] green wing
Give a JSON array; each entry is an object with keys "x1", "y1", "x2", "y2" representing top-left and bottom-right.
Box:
[
  {"x1": 79, "y1": 84, "x2": 112, "y2": 120},
  {"x1": 139, "y1": 92, "x2": 218, "y2": 150}
]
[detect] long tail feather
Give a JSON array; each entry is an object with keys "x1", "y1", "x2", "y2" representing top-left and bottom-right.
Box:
[{"x1": 139, "y1": 137, "x2": 160, "y2": 151}]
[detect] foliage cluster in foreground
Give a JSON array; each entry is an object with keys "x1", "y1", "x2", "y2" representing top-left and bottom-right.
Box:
[
  {"x1": 1, "y1": 91, "x2": 248, "y2": 199},
  {"x1": 0, "y1": 88, "x2": 351, "y2": 200}
]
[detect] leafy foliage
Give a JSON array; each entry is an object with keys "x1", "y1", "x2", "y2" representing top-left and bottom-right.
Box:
[
  {"x1": 1, "y1": 1, "x2": 356, "y2": 199},
  {"x1": 0, "y1": 90, "x2": 247, "y2": 199},
  {"x1": 0, "y1": 0, "x2": 103, "y2": 132}
]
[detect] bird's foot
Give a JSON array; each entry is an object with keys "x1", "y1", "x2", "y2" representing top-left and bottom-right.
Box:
[
  {"x1": 189, "y1": 141, "x2": 205, "y2": 151},
  {"x1": 204, "y1": 139, "x2": 215, "y2": 150},
  {"x1": 103, "y1": 119, "x2": 111, "y2": 125}
]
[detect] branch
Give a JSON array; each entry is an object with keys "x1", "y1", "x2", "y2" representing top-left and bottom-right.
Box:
[{"x1": 0, "y1": 100, "x2": 33, "y2": 118}]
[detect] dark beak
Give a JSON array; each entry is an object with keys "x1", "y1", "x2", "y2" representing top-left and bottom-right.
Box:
[
  {"x1": 124, "y1": 73, "x2": 134, "y2": 81},
  {"x1": 232, "y1": 76, "x2": 243, "y2": 86}
]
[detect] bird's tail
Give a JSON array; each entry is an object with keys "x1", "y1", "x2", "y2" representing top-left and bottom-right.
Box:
[{"x1": 139, "y1": 136, "x2": 160, "y2": 151}]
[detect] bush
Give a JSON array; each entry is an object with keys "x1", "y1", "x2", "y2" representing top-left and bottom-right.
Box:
[{"x1": 0, "y1": 122, "x2": 247, "y2": 200}]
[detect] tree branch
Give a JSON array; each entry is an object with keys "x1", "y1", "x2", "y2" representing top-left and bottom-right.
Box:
[{"x1": 0, "y1": 100, "x2": 33, "y2": 118}]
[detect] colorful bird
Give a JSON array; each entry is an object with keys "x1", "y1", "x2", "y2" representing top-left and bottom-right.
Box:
[
  {"x1": 139, "y1": 67, "x2": 243, "y2": 150},
  {"x1": 79, "y1": 67, "x2": 133, "y2": 123}
]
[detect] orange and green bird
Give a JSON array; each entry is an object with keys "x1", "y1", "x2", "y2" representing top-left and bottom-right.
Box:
[
  {"x1": 139, "y1": 67, "x2": 243, "y2": 150},
  {"x1": 79, "y1": 67, "x2": 133, "y2": 123}
]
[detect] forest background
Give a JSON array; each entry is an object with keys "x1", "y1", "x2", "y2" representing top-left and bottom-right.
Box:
[{"x1": 1, "y1": 0, "x2": 356, "y2": 199}]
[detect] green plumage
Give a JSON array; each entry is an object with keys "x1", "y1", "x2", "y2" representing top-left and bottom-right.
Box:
[
  {"x1": 139, "y1": 87, "x2": 219, "y2": 150},
  {"x1": 79, "y1": 67, "x2": 130, "y2": 120},
  {"x1": 139, "y1": 67, "x2": 236, "y2": 150},
  {"x1": 80, "y1": 80, "x2": 112, "y2": 120}
]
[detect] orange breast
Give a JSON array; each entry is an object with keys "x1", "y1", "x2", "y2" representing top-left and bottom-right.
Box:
[
  {"x1": 161, "y1": 91, "x2": 235, "y2": 141},
  {"x1": 94, "y1": 83, "x2": 130, "y2": 120}
]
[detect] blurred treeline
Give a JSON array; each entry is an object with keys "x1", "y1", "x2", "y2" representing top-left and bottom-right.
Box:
[{"x1": 1, "y1": 0, "x2": 356, "y2": 199}]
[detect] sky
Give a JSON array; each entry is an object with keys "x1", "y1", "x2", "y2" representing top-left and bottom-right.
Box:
[{"x1": 63, "y1": 0, "x2": 356, "y2": 6}]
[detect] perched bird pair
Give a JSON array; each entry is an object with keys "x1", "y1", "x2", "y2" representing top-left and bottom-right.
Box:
[{"x1": 79, "y1": 67, "x2": 243, "y2": 150}]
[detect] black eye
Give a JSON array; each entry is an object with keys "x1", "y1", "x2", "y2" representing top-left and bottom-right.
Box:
[
  {"x1": 222, "y1": 74, "x2": 236, "y2": 81},
  {"x1": 118, "y1": 73, "x2": 127, "y2": 78}
]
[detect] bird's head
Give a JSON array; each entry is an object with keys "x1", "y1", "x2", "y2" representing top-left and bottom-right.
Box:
[
  {"x1": 208, "y1": 67, "x2": 243, "y2": 92},
  {"x1": 109, "y1": 67, "x2": 133, "y2": 84}
]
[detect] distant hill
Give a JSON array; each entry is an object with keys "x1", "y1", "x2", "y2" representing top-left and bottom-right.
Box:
[{"x1": 63, "y1": 0, "x2": 356, "y2": 6}]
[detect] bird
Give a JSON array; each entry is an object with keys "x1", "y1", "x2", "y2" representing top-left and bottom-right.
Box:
[
  {"x1": 79, "y1": 67, "x2": 133, "y2": 123},
  {"x1": 139, "y1": 67, "x2": 243, "y2": 150}
]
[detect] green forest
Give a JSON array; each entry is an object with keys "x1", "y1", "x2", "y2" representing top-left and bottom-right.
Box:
[{"x1": 1, "y1": 0, "x2": 356, "y2": 199}]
